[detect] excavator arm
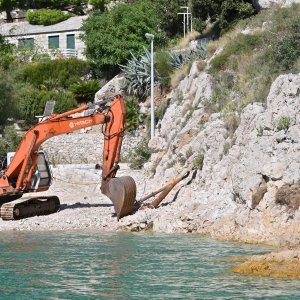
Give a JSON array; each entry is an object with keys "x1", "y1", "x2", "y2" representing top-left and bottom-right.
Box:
[{"x1": 0, "y1": 95, "x2": 136, "y2": 220}]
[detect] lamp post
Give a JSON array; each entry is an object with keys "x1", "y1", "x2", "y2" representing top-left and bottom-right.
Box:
[{"x1": 145, "y1": 33, "x2": 155, "y2": 139}]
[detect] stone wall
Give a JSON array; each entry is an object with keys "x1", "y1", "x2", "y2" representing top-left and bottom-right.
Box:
[{"x1": 42, "y1": 129, "x2": 143, "y2": 165}]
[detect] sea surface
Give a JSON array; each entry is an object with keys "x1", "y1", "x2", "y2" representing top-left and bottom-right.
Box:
[{"x1": 0, "y1": 231, "x2": 299, "y2": 299}]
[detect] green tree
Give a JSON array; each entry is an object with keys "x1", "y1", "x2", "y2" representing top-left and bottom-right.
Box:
[
  {"x1": 69, "y1": 79, "x2": 99, "y2": 104},
  {"x1": 0, "y1": 34, "x2": 14, "y2": 69},
  {"x1": 0, "y1": 70, "x2": 16, "y2": 128},
  {"x1": 27, "y1": 0, "x2": 87, "y2": 15},
  {"x1": 0, "y1": 126, "x2": 21, "y2": 157},
  {"x1": 81, "y1": 0, "x2": 167, "y2": 78},
  {"x1": 189, "y1": 0, "x2": 254, "y2": 32},
  {"x1": 155, "y1": 0, "x2": 186, "y2": 37},
  {"x1": 88, "y1": 0, "x2": 109, "y2": 12}
]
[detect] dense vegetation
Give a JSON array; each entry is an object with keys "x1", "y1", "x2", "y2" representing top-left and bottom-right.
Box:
[
  {"x1": 26, "y1": 9, "x2": 74, "y2": 25},
  {"x1": 1, "y1": 0, "x2": 299, "y2": 162},
  {"x1": 81, "y1": 0, "x2": 168, "y2": 77},
  {"x1": 203, "y1": 4, "x2": 300, "y2": 141},
  {"x1": 190, "y1": 0, "x2": 254, "y2": 33}
]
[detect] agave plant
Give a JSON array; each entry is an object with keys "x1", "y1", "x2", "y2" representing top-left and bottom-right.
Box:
[
  {"x1": 168, "y1": 47, "x2": 206, "y2": 70},
  {"x1": 120, "y1": 47, "x2": 160, "y2": 100}
]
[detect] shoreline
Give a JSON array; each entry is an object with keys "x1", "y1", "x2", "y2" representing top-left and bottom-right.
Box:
[{"x1": 0, "y1": 164, "x2": 299, "y2": 278}]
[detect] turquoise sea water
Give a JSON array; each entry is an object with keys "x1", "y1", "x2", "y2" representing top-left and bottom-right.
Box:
[{"x1": 0, "y1": 231, "x2": 299, "y2": 299}]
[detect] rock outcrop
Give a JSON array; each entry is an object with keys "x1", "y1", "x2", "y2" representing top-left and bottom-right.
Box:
[
  {"x1": 232, "y1": 247, "x2": 300, "y2": 277},
  {"x1": 95, "y1": 74, "x2": 125, "y2": 100},
  {"x1": 123, "y1": 63, "x2": 300, "y2": 246},
  {"x1": 252, "y1": 0, "x2": 300, "y2": 9}
]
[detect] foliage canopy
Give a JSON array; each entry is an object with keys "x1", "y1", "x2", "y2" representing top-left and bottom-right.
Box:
[
  {"x1": 26, "y1": 9, "x2": 74, "y2": 26},
  {"x1": 15, "y1": 58, "x2": 90, "y2": 89},
  {"x1": 189, "y1": 0, "x2": 254, "y2": 32},
  {"x1": 81, "y1": 0, "x2": 167, "y2": 77},
  {"x1": 0, "y1": 70, "x2": 16, "y2": 128}
]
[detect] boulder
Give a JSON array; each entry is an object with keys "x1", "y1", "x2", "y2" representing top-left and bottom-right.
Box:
[{"x1": 95, "y1": 74, "x2": 125, "y2": 100}]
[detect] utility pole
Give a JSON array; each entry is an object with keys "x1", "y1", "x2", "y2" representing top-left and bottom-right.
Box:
[{"x1": 178, "y1": 6, "x2": 192, "y2": 37}]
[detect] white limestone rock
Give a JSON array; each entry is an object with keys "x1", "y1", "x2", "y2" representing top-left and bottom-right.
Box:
[
  {"x1": 252, "y1": 0, "x2": 300, "y2": 9},
  {"x1": 95, "y1": 74, "x2": 125, "y2": 100}
]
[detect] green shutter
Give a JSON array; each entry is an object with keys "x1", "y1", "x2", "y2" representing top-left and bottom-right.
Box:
[
  {"x1": 48, "y1": 35, "x2": 59, "y2": 49},
  {"x1": 67, "y1": 34, "x2": 75, "y2": 49}
]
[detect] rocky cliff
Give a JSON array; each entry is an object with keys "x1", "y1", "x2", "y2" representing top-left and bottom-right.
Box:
[{"x1": 119, "y1": 64, "x2": 300, "y2": 246}]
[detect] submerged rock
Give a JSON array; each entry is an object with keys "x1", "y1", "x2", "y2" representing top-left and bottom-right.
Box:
[{"x1": 231, "y1": 247, "x2": 300, "y2": 278}]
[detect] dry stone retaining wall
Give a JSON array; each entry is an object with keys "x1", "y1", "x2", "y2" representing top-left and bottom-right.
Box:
[{"x1": 42, "y1": 130, "x2": 142, "y2": 165}]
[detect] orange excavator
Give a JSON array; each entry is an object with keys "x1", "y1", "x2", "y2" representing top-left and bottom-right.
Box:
[
  {"x1": 0, "y1": 95, "x2": 137, "y2": 221},
  {"x1": 0, "y1": 95, "x2": 190, "y2": 222}
]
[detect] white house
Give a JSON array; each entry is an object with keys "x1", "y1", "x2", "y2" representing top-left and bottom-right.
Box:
[{"x1": 0, "y1": 16, "x2": 87, "y2": 59}]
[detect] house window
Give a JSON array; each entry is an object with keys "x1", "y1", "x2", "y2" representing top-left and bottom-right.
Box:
[
  {"x1": 48, "y1": 35, "x2": 59, "y2": 49},
  {"x1": 66, "y1": 34, "x2": 75, "y2": 49},
  {"x1": 18, "y1": 38, "x2": 34, "y2": 48}
]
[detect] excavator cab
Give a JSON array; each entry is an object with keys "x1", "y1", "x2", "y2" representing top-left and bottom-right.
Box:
[
  {"x1": 6, "y1": 151, "x2": 52, "y2": 192},
  {"x1": 29, "y1": 151, "x2": 52, "y2": 191}
]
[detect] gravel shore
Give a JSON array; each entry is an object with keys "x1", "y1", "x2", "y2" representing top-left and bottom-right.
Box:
[{"x1": 0, "y1": 164, "x2": 149, "y2": 232}]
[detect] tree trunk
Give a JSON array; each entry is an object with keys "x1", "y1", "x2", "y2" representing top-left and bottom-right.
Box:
[{"x1": 6, "y1": 10, "x2": 13, "y2": 23}]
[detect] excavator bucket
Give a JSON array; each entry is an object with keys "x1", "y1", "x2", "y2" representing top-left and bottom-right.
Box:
[{"x1": 102, "y1": 176, "x2": 137, "y2": 220}]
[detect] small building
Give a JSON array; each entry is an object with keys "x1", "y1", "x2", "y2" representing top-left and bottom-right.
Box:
[{"x1": 0, "y1": 16, "x2": 87, "y2": 59}]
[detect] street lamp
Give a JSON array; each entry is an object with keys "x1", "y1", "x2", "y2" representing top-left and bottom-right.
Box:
[{"x1": 145, "y1": 33, "x2": 155, "y2": 139}]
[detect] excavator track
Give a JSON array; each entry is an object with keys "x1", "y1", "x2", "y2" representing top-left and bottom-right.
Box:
[{"x1": 0, "y1": 196, "x2": 60, "y2": 221}]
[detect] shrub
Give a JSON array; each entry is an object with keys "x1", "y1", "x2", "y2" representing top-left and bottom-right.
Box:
[
  {"x1": 88, "y1": 0, "x2": 109, "y2": 11},
  {"x1": 219, "y1": 0, "x2": 254, "y2": 31},
  {"x1": 121, "y1": 47, "x2": 205, "y2": 98},
  {"x1": 125, "y1": 97, "x2": 140, "y2": 132},
  {"x1": 210, "y1": 33, "x2": 265, "y2": 72},
  {"x1": 128, "y1": 140, "x2": 151, "y2": 170},
  {"x1": 69, "y1": 80, "x2": 100, "y2": 104},
  {"x1": 0, "y1": 71, "x2": 16, "y2": 128},
  {"x1": 15, "y1": 58, "x2": 90, "y2": 89},
  {"x1": 169, "y1": 48, "x2": 206, "y2": 69},
  {"x1": 26, "y1": 9, "x2": 73, "y2": 26},
  {"x1": 193, "y1": 151, "x2": 204, "y2": 170},
  {"x1": 273, "y1": 23, "x2": 300, "y2": 70},
  {"x1": 256, "y1": 126, "x2": 263, "y2": 137},
  {"x1": 277, "y1": 116, "x2": 291, "y2": 131},
  {"x1": 0, "y1": 35, "x2": 15, "y2": 69},
  {"x1": 155, "y1": 51, "x2": 172, "y2": 88},
  {"x1": 190, "y1": 0, "x2": 254, "y2": 33},
  {"x1": 0, "y1": 126, "x2": 22, "y2": 157},
  {"x1": 17, "y1": 86, "x2": 76, "y2": 122}
]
